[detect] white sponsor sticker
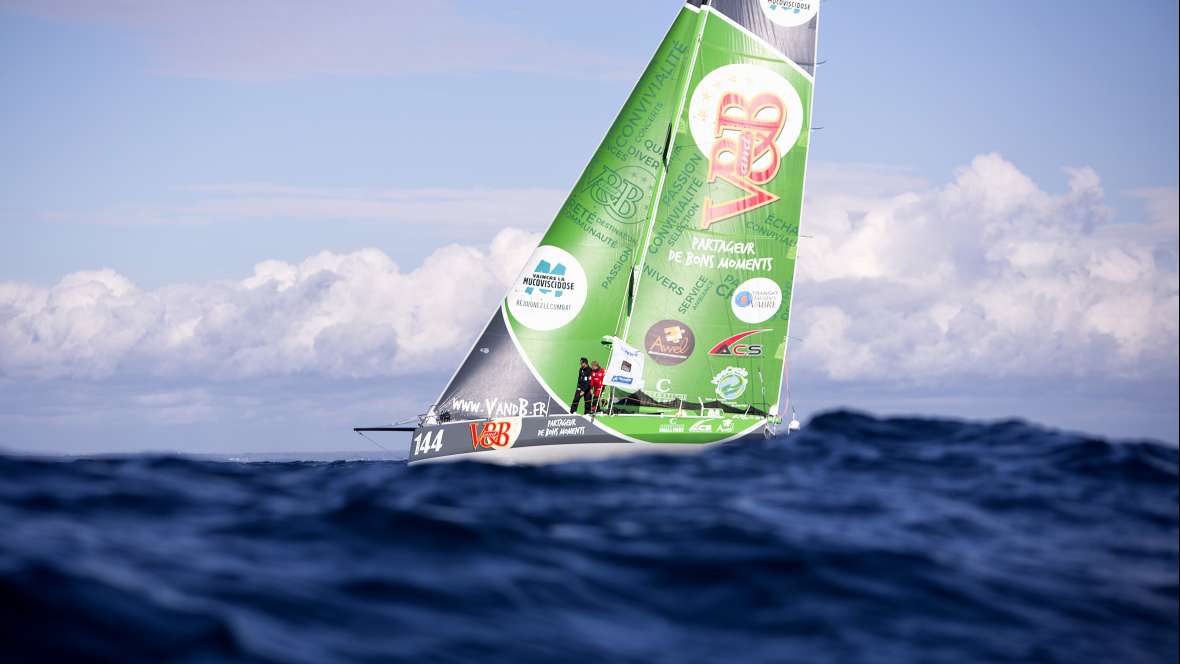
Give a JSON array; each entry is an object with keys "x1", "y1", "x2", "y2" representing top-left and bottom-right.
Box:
[
  {"x1": 687, "y1": 63, "x2": 804, "y2": 164},
  {"x1": 712, "y1": 366, "x2": 750, "y2": 401},
  {"x1": 730, "y1": 277, "x2": 782, "y2": 324},
  {"x1": 507, "y1": 245, "x2": 588, "y2": 331},
  {"x1": 759, "y1": 0, "x2": 818, "y2": 28}
]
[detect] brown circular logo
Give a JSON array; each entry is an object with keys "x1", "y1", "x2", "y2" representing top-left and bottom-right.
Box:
[{"x1": 644, "y1": 319, "x2": 695, "y2": 366}]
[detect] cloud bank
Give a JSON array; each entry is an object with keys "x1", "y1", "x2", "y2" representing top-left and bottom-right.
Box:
[
  {"x1": 794, "y1": 154, "x2": 1178, "y2": 384},
  {"x1": 1, "y1": 229, "x2": 539, "y2": 381},
  {"x1": 2, "y1": 155, "x2": 1177, "y2": 394}
]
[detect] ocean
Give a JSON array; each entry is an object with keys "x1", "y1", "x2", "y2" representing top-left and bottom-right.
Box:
[{"x1": 1, "y1": 410, "x2": 1176, "y2": 663}]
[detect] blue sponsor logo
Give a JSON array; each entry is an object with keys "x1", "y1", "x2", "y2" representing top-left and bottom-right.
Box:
[
  {"x1": 767, "y1": 0, "x2": 807, "y2": 14},
  {"x1": 523, "y1": 260, "x2": 569, "y2": 297}
]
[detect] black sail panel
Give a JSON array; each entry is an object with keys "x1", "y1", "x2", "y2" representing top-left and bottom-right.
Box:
[
  {"x1": 707, "y1": 0, "x2": 819, "y2": 75},
  {"x1": 432, "y1": 309, "x2": 563, "y2": 422}
]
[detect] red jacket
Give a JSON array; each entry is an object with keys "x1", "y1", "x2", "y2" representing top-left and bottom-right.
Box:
[{"x1": 590, "y1": 367, "x2": 605, "y2": 391}]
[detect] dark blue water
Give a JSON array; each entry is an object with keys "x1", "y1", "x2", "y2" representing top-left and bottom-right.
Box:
[{"x1": 1, "y1": 411, "x2": 1176, "y2": 664}]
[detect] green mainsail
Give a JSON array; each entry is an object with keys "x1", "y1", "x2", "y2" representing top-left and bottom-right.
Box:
[{"x1": 439, "y1": 0, "x2": 819, "y2": 441}]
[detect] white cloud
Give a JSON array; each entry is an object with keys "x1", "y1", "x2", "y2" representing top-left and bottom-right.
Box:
[
  {"x1": 0, "y1": 0, "x2": 639, "y2": 81},
  {"x1": 793, "y1": 154, "x2": 1179, "y2": 383},
  {"x1": 3, "y1": 155, "x2": 1177, "y2": 395},
  {"x1": 0, "y1": 228, "x2": 541, "y2": 381},
  {"x1": 1127, "y1": 186, "x2": 1179, "y2": 230}
]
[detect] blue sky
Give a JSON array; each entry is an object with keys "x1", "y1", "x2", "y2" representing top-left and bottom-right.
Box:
[{"x1": 1, "y1": 1, "x2": 1177, "y2": 453}]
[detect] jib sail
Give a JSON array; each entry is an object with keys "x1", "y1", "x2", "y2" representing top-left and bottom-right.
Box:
[{"x1": 431, "y1": 4, "x2": 704, "y2": 423}]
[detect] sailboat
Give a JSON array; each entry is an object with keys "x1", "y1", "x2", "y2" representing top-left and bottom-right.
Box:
[{"x1": 357, "y1": 0, "x2": 820, "y2": 464}]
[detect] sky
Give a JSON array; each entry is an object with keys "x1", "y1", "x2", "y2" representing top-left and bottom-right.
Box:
[{"x1": 1, "y1": 0, "x2": 1177, "y2": 454}]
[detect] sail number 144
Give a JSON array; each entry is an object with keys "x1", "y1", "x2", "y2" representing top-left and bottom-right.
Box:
[{"x1": 412, "y1": 430, "x2": 444, "y2": 455}]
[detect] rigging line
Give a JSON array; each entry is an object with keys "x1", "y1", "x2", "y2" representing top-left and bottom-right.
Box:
[{"x1": 354, "y1": 430, "x2": 392, "y2": 453}]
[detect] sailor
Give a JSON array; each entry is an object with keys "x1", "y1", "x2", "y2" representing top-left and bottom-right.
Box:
[
  {"x1": 569, "y1": 357, "x2": 593, "y2": 415},
  {"x1": 589, "y1": 360, "x2": 605, "y2": 413}
]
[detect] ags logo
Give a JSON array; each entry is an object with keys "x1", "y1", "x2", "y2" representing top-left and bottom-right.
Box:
[
  {"x1": 702, "y1": 92, "x2": 787, "y2": 229},
  {"x1": 469, "y1": 417, "x2": 522, "y2": 451},
  {"x1": 709, "y1": 330, "x2": 769, "y2": 357}
]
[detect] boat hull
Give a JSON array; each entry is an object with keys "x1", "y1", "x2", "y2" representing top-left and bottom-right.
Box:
[{"x1": 408, "y1": 413, "x2": 771, "y2": 465}]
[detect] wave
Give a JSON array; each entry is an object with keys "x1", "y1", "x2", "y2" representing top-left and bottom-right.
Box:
[{"x1": 1, "y1": 410, "x2": 1176, "y2": 663}]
